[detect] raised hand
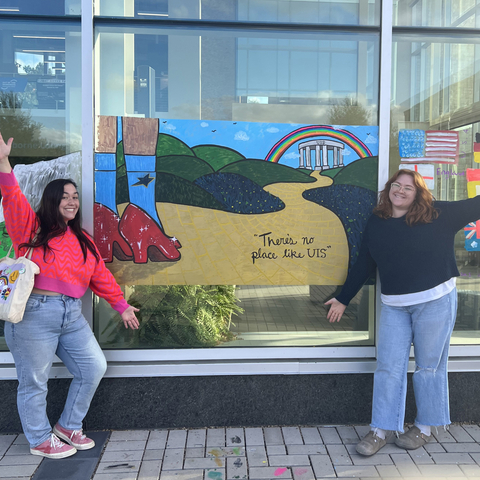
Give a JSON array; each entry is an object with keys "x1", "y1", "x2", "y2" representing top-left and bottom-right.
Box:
[{"x1": 0, "y1": 132, "x2": 13, "y2": 162}]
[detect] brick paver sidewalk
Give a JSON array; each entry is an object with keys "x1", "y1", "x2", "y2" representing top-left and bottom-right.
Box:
[{"x1": 2, "y1": 424, "x2": 480, "y2": 479}]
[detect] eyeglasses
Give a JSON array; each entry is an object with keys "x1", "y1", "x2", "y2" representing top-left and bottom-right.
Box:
[{"x1": 390, "y1": 182, "x2": 415, "y2": 193}]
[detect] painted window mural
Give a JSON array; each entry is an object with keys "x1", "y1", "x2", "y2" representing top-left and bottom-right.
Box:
[
  {"x1": 95, "y1": 116, "x2": 378, "y2": 286},
  {"x1": 94, "y1": 117, "x2": 378, "y2": 348}
]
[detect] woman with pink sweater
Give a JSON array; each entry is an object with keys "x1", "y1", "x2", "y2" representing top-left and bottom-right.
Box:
[{"x1": 0, "y1": 131, "x2": 139, "y2": 459}]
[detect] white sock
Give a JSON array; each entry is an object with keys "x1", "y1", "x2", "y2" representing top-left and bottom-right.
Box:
[
  {"x1": 371, "y1": 427, "x2": 387, "y2": 440},
  {"x1": 414, "y1": 423, "x2": 431, "y2": 436}
]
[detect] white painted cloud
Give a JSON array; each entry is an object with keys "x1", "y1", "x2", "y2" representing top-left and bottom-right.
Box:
[
  {"x1": 201, "y1": 122, "x2": 209, "y2": 127},
  {"x1": 165, "y1": 124, "x2": 176, "y2": 132},
  {"x1": 266, "y1": 127, "x2": 279, "y2": 133},
  {"x1": 343, "y1": 150, "x2": 351, "y2": 155},
  {"x1": 284, "y1": 152, "x2": 299, "y2": 159},
  {"x1": 235, "y1": 131, "x2": 249, "y2": 141},
  {"x1": 365, "y1": 135, "x2": 378, "y2": 144}
]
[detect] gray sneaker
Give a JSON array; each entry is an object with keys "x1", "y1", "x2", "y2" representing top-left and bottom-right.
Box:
[
  {"x1": 356, "y1": 431, "x2": 387, "y2": 456},
  {"x1": 395, "y1": 426, "x2": 431, "y2": 450}
]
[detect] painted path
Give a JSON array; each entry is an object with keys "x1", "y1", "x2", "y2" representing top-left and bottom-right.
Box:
[{"x1": 110, "y1": 171, "x2": 349, "y2": 286}]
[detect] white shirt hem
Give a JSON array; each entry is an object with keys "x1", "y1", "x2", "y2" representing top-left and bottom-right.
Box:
[{"x1": 381, "y1": 277, "x2": 456, "y2": 307}]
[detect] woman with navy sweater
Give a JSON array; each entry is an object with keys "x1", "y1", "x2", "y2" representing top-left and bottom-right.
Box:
[{"x1": 326, "y1": 169, "x2": 480, "y2": 456}]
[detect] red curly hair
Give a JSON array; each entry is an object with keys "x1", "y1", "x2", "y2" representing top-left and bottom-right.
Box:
[{"x1": 373, "y1": 169, "x2": 438, "y2": 226}]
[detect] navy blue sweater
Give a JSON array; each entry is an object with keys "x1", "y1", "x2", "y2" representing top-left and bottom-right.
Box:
[{"x1": 336, "y1": 196, "x2": 480, "y2": 306}]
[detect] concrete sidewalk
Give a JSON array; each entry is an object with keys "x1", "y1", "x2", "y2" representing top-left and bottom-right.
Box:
[{"x1": 2, "y1": 424, "x2": 480, "y2": 480}]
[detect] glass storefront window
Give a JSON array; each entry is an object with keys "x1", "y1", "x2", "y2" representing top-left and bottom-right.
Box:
[
  {"x1": 0, "y1": 20, "x2": 82, "y2": 157},
  {"x1": 94, "y1": 26, "x2": 379, "y2": 122},
  {"x1": 394, "y1": 0, "x2": 479, "y2": 28},
  {"x1": 94, "y1": 25, "x2": 379, "y2": 349},
  {"x1": 0, "y1": 0, "x2": 80, "y2": 16},
  {"x1": 0, "y1": 18, "x2": 81, "y2": 351},
  {"x1": 392, "y1": 33, "x2": 480, "y2": 344},
  {"x1": 95, "y1": 0, "x2": 381, "y2": 26},
  {"x1": 95, "y1": 284, "x2": 375, "y2": 348}
]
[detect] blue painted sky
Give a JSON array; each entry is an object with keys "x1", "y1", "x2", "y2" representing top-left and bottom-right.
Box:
[{"x1": 158, "y1": 119, "x2": 379, "y2": 169}]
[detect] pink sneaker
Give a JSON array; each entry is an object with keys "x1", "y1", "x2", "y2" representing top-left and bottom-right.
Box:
[
  {"x1": 30, "y1": 434, "x2": 77, "y2": 459},
  {"x1": 53, "y1": 423, "x2": 95, "y2": 450}
]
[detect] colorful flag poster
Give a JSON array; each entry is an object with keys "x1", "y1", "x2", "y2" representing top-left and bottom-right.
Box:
[
  {"x1": 399, "y1": 129, "x2": 459, "y2": 164},
  {"x1": 464, "y1": 168, "x2": 480, "y2": 250},
  {"x1": 465, "y1": 220, "x2": 480, "y2": 251},
  {"x1": 475, "y1": 134, "x2": 480, "y2": 164},
  {"x1": 399, "y1": 164, "x2": 434, "y2": 190},
  {"x1": 467, "y1": 168, "x2": 480, "y2": 182},
  {"x1": 466, "y1": 168, "x2": 480, "y2": 198},
  {"x1": 474, "y1": 143, "x2": 480, "y2": 164}
]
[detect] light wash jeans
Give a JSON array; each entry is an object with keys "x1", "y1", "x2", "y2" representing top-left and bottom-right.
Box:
[
  {"x1": 5, "y1": 294, "x2": 107, "y2": 448},
  {"x1": 370, "y1": 288, "x2": 457, "y2": 433}
]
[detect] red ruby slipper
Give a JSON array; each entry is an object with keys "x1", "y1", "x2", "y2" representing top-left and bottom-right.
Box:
[
  {"x1": 94, "y1": 203, "x2": 134, "y2": 263},
  {"x1": 118, "y1": 203, "x2": 181, "y2": 263}
]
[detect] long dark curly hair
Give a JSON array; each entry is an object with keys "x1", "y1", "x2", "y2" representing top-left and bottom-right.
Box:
[
  {"x1": 373, "y1": 169, "x2": 439, "y2": 226},
  {"x1": 20, "y1": 179, "x2": 99, "y2": 262}
]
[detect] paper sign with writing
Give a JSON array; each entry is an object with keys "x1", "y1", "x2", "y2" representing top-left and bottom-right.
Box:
[{"x1": 399, "y1": 164, "x2": 434, "y2": 190}]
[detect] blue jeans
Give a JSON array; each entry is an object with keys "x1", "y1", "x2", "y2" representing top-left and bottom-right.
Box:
[
  {"x1": 5, "y1": 294, "x2": 107, "y2": 448},
  {"x1": 371, "y1": 288, "x2": 457, "y2": 433}
]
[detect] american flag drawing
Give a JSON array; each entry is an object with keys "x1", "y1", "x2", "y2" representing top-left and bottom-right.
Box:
[
  {"x1": 424, "y1": 131, "x2": 459, "y2": 162},
  {"x1": 399, "y1": 129, "x2": 459, "y2": 164}
]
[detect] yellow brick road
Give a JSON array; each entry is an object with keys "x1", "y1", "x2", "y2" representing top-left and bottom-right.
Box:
[{"x1": 110, "y1": 171, "x2": 349, "y2": 286}]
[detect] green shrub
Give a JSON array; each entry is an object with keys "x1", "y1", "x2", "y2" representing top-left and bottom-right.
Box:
[{"x1": 105, "y1": 285, "x2": 243, "y2": 348}]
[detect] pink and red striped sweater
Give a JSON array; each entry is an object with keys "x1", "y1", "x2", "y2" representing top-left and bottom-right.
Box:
[{"x1": 0, "y1": 171, "x2": 128, "y2": 314}]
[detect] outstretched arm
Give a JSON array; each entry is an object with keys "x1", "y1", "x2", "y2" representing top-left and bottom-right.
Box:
[{"x1": 0, "y1": 132, "x2": 13, "y2": 173}]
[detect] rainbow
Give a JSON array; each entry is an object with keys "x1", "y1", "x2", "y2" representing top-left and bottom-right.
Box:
[{"x1": 265, "y1": 125, "x2": 373, "y2": 163}]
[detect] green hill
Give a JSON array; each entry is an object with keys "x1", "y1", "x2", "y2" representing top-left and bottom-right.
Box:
[
  {"x1": 320, "y1": 168, "x2": 341, "y2": 179},
  {"x1": 155, "y1": 173, "x2": 225, "y2": 210},
  {"x1": 298, "y1": 168, "x2": 314, "y2": 175},
  {"x1": 156, "y1": 155, "x2": 214, "y2": 182},
  {"x1": 156, "y1": 133, "x2": 195, "y2": 157},
  {"x1": 219, "y1": 160, "x2": 316, "y2": 187},
  {"x1": 192, "y1": 145, "x2": 245, "y2": 171},
  {"x1": 328, "y1": 156, "x2": 378, "y2": 191}
]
